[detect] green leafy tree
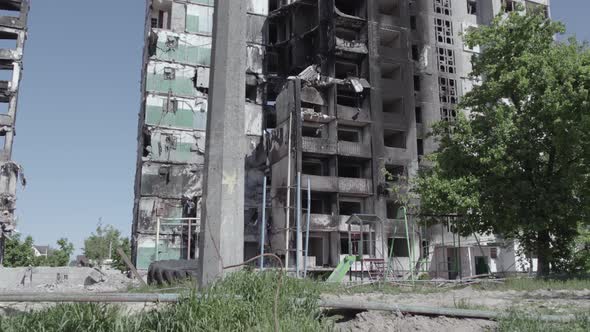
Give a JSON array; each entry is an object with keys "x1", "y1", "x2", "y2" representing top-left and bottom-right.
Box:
[
  {"x1": 84, "y1": 223, "x2": 123, "y2": 267},
  {"x1": 3, "y1": 234, "x2": 35, "y2": 267},
  {"x1": 112, "y1": 237, "x2": 131, "y2": 272},
  {"x1": 34, "y1": 238, "x2": 75, "y2": 267},
  {"x1": 416, "y1": 10, "x2": 590, "y2": 275}
]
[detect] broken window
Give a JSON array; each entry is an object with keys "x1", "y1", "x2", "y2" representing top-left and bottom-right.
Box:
[
  {"x1": 246, "y1": 84, "x2": 257, "y2": 102},
  {"x1": 439, "y1": 77, "x2": 458, "y2": 104},
  {"x1": 338, "y1": 128, "x2": 361, "y2": 142},
  {"x1": 434, "y1": 18, "x2": 454, "y2": 45},
  {"x1": 164, "y1": 98, "x2": 178, "y2": 113},
  {"x1": 303, "y1": 193, "x2": 333, "y2": 214},
  {"x1": 490, "y1": 247, "x2": 498, "y2": 259},
  {"x1": 503, "y1": 0, "x2": 516, "y2": 13},
  {"x1": 385, "y1": 165, "x2": 405, "y2": 182},
  {"x1": 415, "y1": 107, "x2": 422, "y2": 124},
  {"x1": 417, "y1": 139, "x2": 424, "y2": 156},
  {"x1": 525, "y1": 1, "x2": 549, "y2": 18},
  {"x1": 437, "y1": 47, "x2": 456, "y2": 74},
  {"x1": 411, "y1": 45, "x2": 419, "y2": 61},
  {"x1": 433, "y1": 0, "x2": 452, "y2": 16},
  {"x1": 413, "y1": 75, "x2": 421, "y2": 91},
  {"x1": 337, "y1": 86, "x2": 359, "y2": 107},
  {"x1": 338, "y1": 157, "x2": 367, "y2": 178},
  {"x1": 335, "y1": 61, "x2": 358, "y2": 80},
  {"x1": 302, "y1": 159, "x2": 327, "y2": 176},
  {"x1": 302, "y1": 125, "x2": 322, "y2": 138},
  {"x1": 386, "y1": 201, "x2": 401, "y2": 219},
  {"x1": 339, "y1": 199, "x2": 362, "y2": 216},
  {"x1": 163, "y1": 67, "x2": 176, "y2": 80},
  {"x1": 379, "y1": 0, "x2": 400, "y2": 16},
  {"x1": 440, "y1": 107, "x2": 458, "y2": 122},
  {"x1": 410, "y1": 16, "x2": 417, "y2": 30},
  {"x1": 151, "y1": 18, "x2": 159, "y2": 28},
  {"x1": 384, "y1": 130, "x2": 406, "y2": 149},
  {"x1": 382, "y1": 98, "x2": 403, "y2": 114},
  {"x1": 467, "y1": 0, "x2": 477, "y2": 15},
  {"x1": 381, "y1": 63, "x2": 401, "y2": 80},
  {"x1": 388, "y1": 238, "x2": 410, "y2": 257},
  {"x1": 335, "y1": 0, "x2": 366, "y2": 18}
]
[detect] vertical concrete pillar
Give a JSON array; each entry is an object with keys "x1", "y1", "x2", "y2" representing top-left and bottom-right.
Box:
[{"x1": 198, "y1": 0, "x2": 247, "y2": 287}]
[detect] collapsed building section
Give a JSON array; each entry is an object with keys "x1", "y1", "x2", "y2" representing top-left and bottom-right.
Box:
[
  {"x1": 132, "y1": 0, "x2": 267, "y2": 269},
  {"x1": 0, "y1": 0, "x2": 28, "y2": 265}
]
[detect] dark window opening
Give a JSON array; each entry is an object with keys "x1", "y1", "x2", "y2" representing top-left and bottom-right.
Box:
[
  {"x1": 422, "y1": 240, "x2": 430, "y2": 258},
  {"x1": 411, "y1": 45, "x2": 419, "y2": 61},
  {"x1": 467, "y1": 0, "x2": 477, "y2": 15},
  {"x1": 384, "y1": 130, "x2": 406, "y2": 149},
  {"x1": 335, "y1": 0, "x2": 365, "y2": 18},
  {"x1": 337, "y1": 87, "x2": 360, "y2": 107},
  {"x1": 379, "y1": 1, "x2": 400, "y2": 16},
  {"x1": 385, "y1": 165, "x2": 405, "y2": 182},
  {"x1": 269, "y1": 0, "x2": 279, "y2": 12},
  {"x1": 415, "y1": 107, "x2": 422, "y2": 123},
  {"x1": 410, "y1": 16, "x2": 417, "y2": 30},
  {"x1": 302, "y1": 158, "x2": 328, "y2": 176},
  {"x1": 490, "y1": 247, "x2": 498, "y2": 259},
  {"x1": 417, "y1": 139, "x2": 424, "y2": 156},
  {"x1": 413, "y1": 75, "x2": 421, "y2": 91},
  {"x1": 380, "y1": 30, "x2": 401, "y2": 49},
  {"x1": 303, "y1": 193, "x2": 333, "y2": 214},
  {"x1": 163, "y1": 67, "x2": 175, "y2": 80},
  {"x1": 339, "y1": 200, "x2": 362, "y2": 215},
  {"x1": 302, "y1": 126, "x2": 322, "y2": 138},
  {"x1": 151, "y1": 18, "x2": 159, "y2": 28},
  {"x1": 269, "y1": 23, "x2": 278, "y2": 45},
  {"x1": 335, "y1": 62, "x2": 358, "y2": 80},
  {"x1": 383, "y1": 98, "x2": 403, "y2": 114},
  {"x1": 142, "y1": 131, "x2": 152, "y2": 157},
  {"x1": 381, "y1": 63, "x2": 401, "y2": 80},
  {"x1": 339, "y1": 164, "x2": 362, "y2": 178},
  {"x1": 388, "y1": 238, "x2": 409, "y2": 257},
  {"x1": 386, "y1": 201, "x2": 401, "y2": 219},
  {"x1": 335, "y1": 28, "x2": 358, "y2": 41},
  {"x1": 246, "y1": 84, "x2": 257, "y2": 102},
  {"x1": 341, "y1": 233, "x2": 372, "y2": 255},
  {"x1": 503, "y1": 0, "x2": 516, "y2": 12},
  {"x1": 338, "y1": 129, "x2": 360, "y2": 142},
  {"x1": 265, "y1": 109, "x2": 277, "y2": 129}
]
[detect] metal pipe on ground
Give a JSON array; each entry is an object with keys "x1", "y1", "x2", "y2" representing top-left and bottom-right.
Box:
[{"x1": 0, "y1": 293, "x2": 579, "y2": 323}]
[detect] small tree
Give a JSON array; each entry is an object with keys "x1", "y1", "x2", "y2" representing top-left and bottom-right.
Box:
[
  {"x1": 416, "y1": 10, "x2": 590, "y2": 276},
  {"x1": 3, "y1": 234, "x2": 35, "y2": 267},
  {"x1": 34, "y1": 238, "x2": 75, "y2": 267},
  {"x1": 84, "y1": 223, "x2": 121, "y2": 266},
  {"x1": 112, "y1": 237, "x2": 131, "y2": 272}
]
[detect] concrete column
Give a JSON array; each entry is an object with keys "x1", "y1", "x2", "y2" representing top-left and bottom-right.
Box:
[{"x1": 198, "y1": 0, "x2": 247, "y2": 287}]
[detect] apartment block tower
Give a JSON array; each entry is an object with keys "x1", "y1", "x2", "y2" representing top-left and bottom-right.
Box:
[
  {"x1": 132, "y1": 0, "x2": 268, "y2": 269},
  {"x1": 133, "y1": 0, "x2": 549, "y2": 277},
  {"x1": 0, "y1": 0, "x2": 29, "y2": 265}
]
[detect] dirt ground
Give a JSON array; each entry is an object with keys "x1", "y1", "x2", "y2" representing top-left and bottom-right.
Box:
[{"x1": 327, "y1": 286, "x2": 590, "y2": 331}]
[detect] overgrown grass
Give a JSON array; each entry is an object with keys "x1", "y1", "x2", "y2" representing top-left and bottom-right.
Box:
[
  {"x1": 318, "y1": 281, "x2": 447, "y2": 296},
  {"x1": 0, "y1": 271, "x2": 332, "y2": 332},
  {"x1": 475, "y1": 277, "x2": 590, "y2": 292},
  {"x1": 498, "y1": 312, "x2": 590, "y2": 332}
]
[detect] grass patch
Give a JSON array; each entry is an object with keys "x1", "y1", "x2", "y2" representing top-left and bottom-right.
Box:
[
  {"x1": 0, "y1": 271, "x2": 332, "y2": 332},
  {"x1": 476, "y1": 278, "x2": 590, "y2": 292},
  {"x1": 318, "y1": 281, "x2": 447, "y2": 296},
  {"x1": 498, "y1": 312, "x2": 590, "y2": 332}
]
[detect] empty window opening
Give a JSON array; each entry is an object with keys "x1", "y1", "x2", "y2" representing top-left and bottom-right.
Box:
[
  {"x1": 0, "y1": 68, "x2": 13, "y2": 82},
  {"x1": 380, "y1": 30, "x2": 401, "y2": 49},
  {"x1": 337, "y1": 87, "x2": 360, "y2": 107},
  {"x1": 433, "y1": 0, "x2": 452, "y2": 16},
  {"x1": 437, "y1": 47, "x2": 456, "y2": 74},
  {"x1": 338, "y1": 127, "x2": 361, "y2": 142},
  {"x1": 379, "y1": 0, "x2": 400, "y2": 16},
  {"x1": 269, "y1": 0, "x2": 279, "y2": 12},
  {"x1": 385, "y1": 165, "x2": 405, "y2": 182},
  {"x1": 384, "y1": 130, "x2": 406, "y2": 149},
  {"x1": 388, "y1": 238, "x2": 409, "y2": 257},
  {"x1": 381, "y1": 63, "x2": 401, "y2": 80},
  {"x1": 410, "y1": 16, "x2": 417, "y2": 30},
  {"x1": 0, "y1": 9, "x2": 19, "y2": 17},
  {"x1": 526, "y1": 1, "x2": 549, "y2": 17},
  {"x1": 335, "y1": 61, "x2": 359, "y2": 79},
  {"x1": 339, "y1": 200, "x2": 362, "y2": 215},
  {"x1": 411, "y1": 45, "x2": 419, "y2": 61},
  {"x1": 0, "y1": 102, "x2": 8, "y2": 114},
  {"x1": 142, "y1": 131, "x2": 152, "y2": 157},
  {"x1": 439, "y1": 77, "x2": 458, "y2": 104},
  {"x1": 440, "y1": 107, "x2": 458, "y2": 122},
  {"x1": 335, "y1": 0, "x2": 365, "y2": 18},
  {"x1": 302, "y1": 158, "x2": 329, "y2": 176},
  {"x1": 503, "y1": 0, "x2": 516, "y2": 12},
  {"x1": 382, "y1": 98, "x2": 403, "y2": 114},
  {"x1": 341, "y1": 232, "x2": 372, "y2": 255},
  {"x1": 413, "y1": 75, "x2": 421, "y2": 91},
  {"x1": 386, "y1": 201, "x2": 402, "y2": 219},
  {"x1": 335, "y1": 28, "x2": 358, "y2": 42},
  {"x1": 269, "y1": 23, "x2": 278, "y2": 45},
  {"x1": 265, "y1": 109, "x2": 277, "y2": 129},
  {"x1": 0, "y1": 31, "x2": 17, "y2": 49},
  {"x1": 246, "y1": 84, "x2": 257, "y2": 102},
  {"x1": 302, "y1": 125, "x2": 322, "y2": 138},
  {"x1": 434, "y1": 18, "x2": 454, "y2": 45},
  {"x1": 415, "y1": 107, "x2": 422, "y2": 123},
  {"x1": 417, "y1": 139, "x2": 424, "y2": 156},
  {"x1": 303, "y1": 193, "x2": 333, "y2": 214},
  {"x1": 163, "y1": 67, "x2": 176, "y2": 80},
  {"x1": 467, "y1": 0, "x2": 477, "y2": 15}
]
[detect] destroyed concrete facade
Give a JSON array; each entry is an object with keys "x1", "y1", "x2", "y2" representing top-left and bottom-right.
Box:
[
  {"x1": 133, "y1": 0, "x2": 549, "y2": 278},
  {"x1": 132, "y1": 0, "x2": 267, "y2": 269},
  {"x1": 0, "y1": 0, "x2": 29, "y2": 265}
]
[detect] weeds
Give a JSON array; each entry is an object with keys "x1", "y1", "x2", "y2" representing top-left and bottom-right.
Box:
[
  {"x1": 0, "y1": 271, "x2": 332, "y2": 332},
  {"x1": 498, "y1": 312, "x2": 590, "y2": 332},
  {"x1": 476, "y1": 278, "x2": 590, "y2": 292}
]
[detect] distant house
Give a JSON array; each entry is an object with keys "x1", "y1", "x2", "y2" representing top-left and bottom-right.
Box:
[{"x1": 33, "y1": 245, "x2": 54, "y2": 258}]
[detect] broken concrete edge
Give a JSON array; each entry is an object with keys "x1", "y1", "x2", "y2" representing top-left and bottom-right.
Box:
[{"x1": 0, "y1": 292, "x2": 579, "y2": 323}]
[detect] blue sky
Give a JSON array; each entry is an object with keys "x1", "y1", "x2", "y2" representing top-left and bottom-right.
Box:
[{"x1": 12, "y1": 1, "x2": 590, "y2": 253}]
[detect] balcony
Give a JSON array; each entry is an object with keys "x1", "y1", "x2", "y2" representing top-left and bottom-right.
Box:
[
  {"x1": 338, "y1": 141, "x2": 371, "y2": 158},
  {"x1": 384, "y1": 147, "x2": 410, "y2": 164},
  {"x1": 308, "y1": 214, "x2": 372, "y2": 232},
  {"x1": 338, "y1": 177, "x2": 373, "y2": 195},
  {"x1": 302, "y1": 174, "x2": 338, "y2": 192},
  {"x1": 379, "y1": 47, "x2": 409, "y2": 62},
  {"x1": 302, "y1": 136, "x2": 337, "y2": 155},
  {"x1": 382, "y1": 112, "x2": 406, "y2": 131},
  {"x1": 337, "y1": 104, "x2": 370, "y2": 123}
]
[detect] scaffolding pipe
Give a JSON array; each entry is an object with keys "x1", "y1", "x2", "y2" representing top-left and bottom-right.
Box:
[
  {"x1": 285, "y1": 113, "x2": 293, "y2": 269},
  {"x1": 402, "y1": 207, "x2": 414, "y2": 284},
  {"x1": 155, "y1": 217, "x2": 161, "y2": 261},
  {"x1": 304, "y1": 178, "x2": 311, "y2": 278},
  {"x1": 260, "y1": 176, "x2": 267, "y2": 270},
  {"x1": 296, "y1": 172, "x2": 302, "y2": 278}
]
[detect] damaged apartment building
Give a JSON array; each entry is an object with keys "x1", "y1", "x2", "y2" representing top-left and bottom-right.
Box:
[
  {"x1": 133, "y1": 0, "x2": 549, "y2": 278},
  {"x1": 0, "y1": 0, "x2": 28, "y2": 265},
  {"x1": 132, "y1": 0, "x2": 267, "y2": 269}
]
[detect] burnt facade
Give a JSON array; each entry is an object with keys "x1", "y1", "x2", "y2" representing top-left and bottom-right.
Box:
[{"x1": 0, "y1": 0, "x2": 29, "y2": 264}]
